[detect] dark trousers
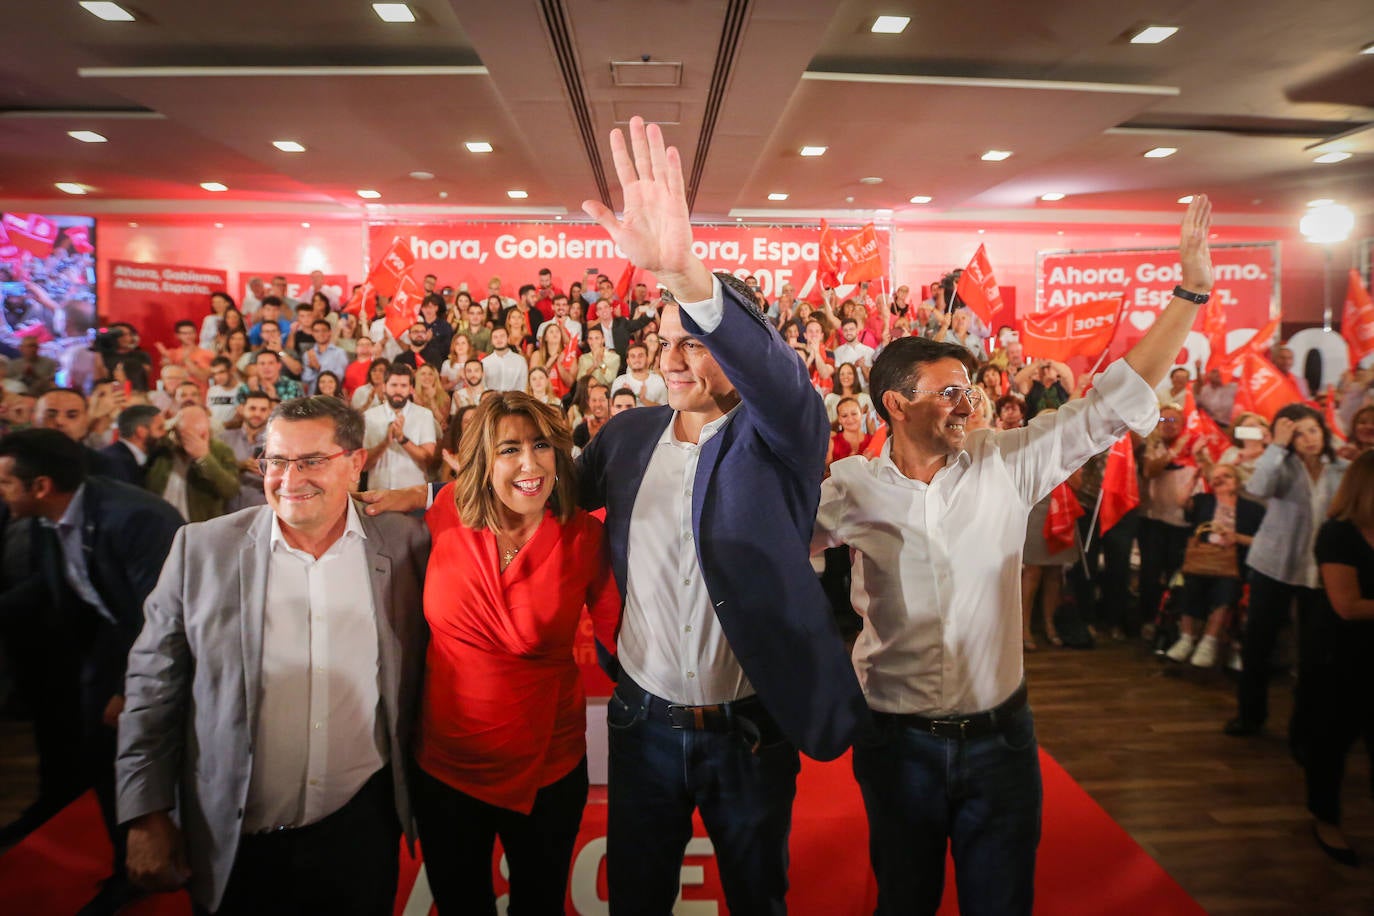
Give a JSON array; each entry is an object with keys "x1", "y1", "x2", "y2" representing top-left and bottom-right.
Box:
[
  {"x1": 413, "y1": 758, "x2": 588, "y2": 916},
  {"x1": 606, "y1": 678, "x2": 800, "y2": 915},
  {"x1": 854, "y1": 704, "x2": 1042, "y2": 916},
  {"x1": 1300, "y1": 664, "x2": 1374, "y2": 824},
  {"x1": 1137, "y1": 518, "x2": 1190, "y2": 628},
  {"x1": 1098, "y1": 510, "x2": 1139, "y2": 632},
  {"x1": 1236, "y1": 571, "x2": 1323, "y2": 727},
  {"x1": 201, "y1": 767, "x2": 400, "y2": 916}
]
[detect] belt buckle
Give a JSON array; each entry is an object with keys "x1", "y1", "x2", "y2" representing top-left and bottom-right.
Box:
[
  {"x1": 929, "y1": 718, "x2": 969, "y2": 739},
  {"x1": 667, "y1": 705, "x2": 694, "y2": 729}
]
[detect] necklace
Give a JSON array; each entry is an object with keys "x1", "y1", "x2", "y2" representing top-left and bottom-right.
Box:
[{"x1": 498, "y1": 526, "x2": 538, "y2": 569}]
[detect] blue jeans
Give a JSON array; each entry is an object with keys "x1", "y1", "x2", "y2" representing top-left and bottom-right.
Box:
[
  {"x1": 853, "y1": 705, "x2": 1042, "y2": 916},
  {"x1": 606, "y1": 681, "x2": 800, "y2": 915}
]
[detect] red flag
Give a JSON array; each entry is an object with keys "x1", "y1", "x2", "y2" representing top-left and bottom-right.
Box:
[
  {"x1": 1235, "y1": 349, "x2": 1305, "y2": 421},
  {"x1": 1019, "y1": 297, "x2": 1123, "y2": 363},
  {"x1": 1043, "y1": 482, "x2": 1085, "y2": 555},
  {"x1": 1215, "y1": 314, "x2": 1281, "y2": 382},
  {"x1": 1099, "y1": 435, "x2": 1139, "y2": 535},
  {"x1": 1181, "y1": 390, "x2": 1230, "y2": 464},
  {"x1": 838, "y1": 223, "x2": 883, "y2": 283},
  {"x1": 818, "y1": 220, "x2": 842, "y2": 289},
  {"x1": 955, "y1": 244, "x2": 1004, "y2": 326},
  {"x1": 385, "y1": 274, "x2": 423, "y2": 340},
  {"x1": 63, "y1": 225, "x2": 95, "y2": 254},
  {"x1": 1201, "y1": 296, "x2": 1228, "y2": 372},
  {"x1": 365, "y1": 237, "x2": 416, "y2": 299},
  {"x1": 1, "y1": 213, "x2": 57, "y2": 257},
  {"x1": 1341, "y1": 269, "x2": 1374, "y2": 366}
]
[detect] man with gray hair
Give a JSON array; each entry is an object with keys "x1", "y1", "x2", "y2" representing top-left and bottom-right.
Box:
[{"x1": 117, "y1": 396, "x2": 429, "y2": 915}]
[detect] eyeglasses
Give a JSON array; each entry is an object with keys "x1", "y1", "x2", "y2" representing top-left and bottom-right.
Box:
[
  {"x1": 905, "y1": 386, "x2": 984, "y2": 407},
  {"x1": 1158, "y1": 417, "x2": 1180, "y2": 425},
  {"x1": 258, "y1": 449, "x2": 354, "y2": 476}
]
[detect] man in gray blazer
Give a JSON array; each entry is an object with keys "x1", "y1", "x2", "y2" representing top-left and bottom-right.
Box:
[{"x1": 115, "y1": 396, "x2": 429, "y2": 915}]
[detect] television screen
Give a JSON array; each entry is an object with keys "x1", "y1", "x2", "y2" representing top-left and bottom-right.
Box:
[{"x1": 0, "y1": 212, "x2": 97, "y2": 385}]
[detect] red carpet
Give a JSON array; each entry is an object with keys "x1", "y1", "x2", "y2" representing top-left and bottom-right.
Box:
[{"x1": 0, "y1": 749, "x2": 1202, "y2": 915}]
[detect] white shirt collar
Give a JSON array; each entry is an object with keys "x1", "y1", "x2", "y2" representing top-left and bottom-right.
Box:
[
  {"x1": 122, "y1": 439, "x2": 147, "y2": 465},
  {"x1": 270, "y1": 496, "x2": 367, "y2": 552},
  {"x1": 868, "y1": 435, "x2": 970, "y2": 487},
  {"x1": 658, "y1": 401, "x2": 743, "y2": 449}
]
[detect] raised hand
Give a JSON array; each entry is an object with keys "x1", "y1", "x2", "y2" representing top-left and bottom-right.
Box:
[
  {"x1": 1179, "y1": 194, "x2": 1214, "y2": 293},
  {"x1": 582, "y1": 116, "x2": 714, "y2": 303}
]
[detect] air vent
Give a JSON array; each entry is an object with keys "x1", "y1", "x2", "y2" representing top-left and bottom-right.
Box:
[
  {"x1": 611, "y1": 60, "x2": 683, "y2": 88},
  {"x1": 612, "y1": 101, "x2": 682, "y2": 125}
]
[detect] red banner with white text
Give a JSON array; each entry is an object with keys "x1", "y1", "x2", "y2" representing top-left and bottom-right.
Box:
[
  {"x1": 368, "y1": 222, "x2": 891, "y2": 305},
  {"x1": 107, "y1": 260, "x2": 229, "y2": 356},
  {"x1": 1036, "y1": 244, "x2": 1277, "y2": 365}
]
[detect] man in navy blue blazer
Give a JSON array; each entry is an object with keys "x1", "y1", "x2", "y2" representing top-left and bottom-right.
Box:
[{"x1": 575, "y1": 117, "x2": 869, "y2": 914}]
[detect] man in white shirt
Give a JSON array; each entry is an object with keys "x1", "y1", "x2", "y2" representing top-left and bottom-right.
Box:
[
  {"x1": 117, "y1": 396, "x2": 429, "y2": 915},
  {"x1": 833, "y1": 316, "x2": 877, "y2": 388},
  {"x1": 363, "y1": 365, "x2": 437, "y2": 489},
  {"x1": 534, "y1": 293, "x2": 582, "y2": 344},
  {"x1": 812, "y1": 196, "x2": 1217, "y2": 915},
  {"x1": 610, "y1": 341, "x2": 667, "y2": 406},
  {"x1": 479, "y1": 327, "x2": 528, "y2": 393},
  {"x1": 206, "y1": 358, "x2": 241, "y2": 431},
  {"x1": 451, "y1": 359, "x2": 487, "y2": 410}
]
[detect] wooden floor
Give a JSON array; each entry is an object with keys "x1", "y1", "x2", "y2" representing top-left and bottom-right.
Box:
[{"x1": 1, "y1": 641, "x2": 1371, "y2": 914}]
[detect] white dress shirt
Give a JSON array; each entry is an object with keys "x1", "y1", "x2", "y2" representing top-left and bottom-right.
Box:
[
  {"x1": 833, "y1": 341, "x2": 877, "y2": 387},
  {"x1": 611, "y1": 370, "x2": 668, "y2": 405},
  {"x1": 813, "y1": 359, "x2": 1159, "y2": 717},
  {"x1": 481, "y1": 349, "x2": 529, "y2": 392},
  {"x1": 244, "y1": 501, "x2": 384, "y2": 832},
  {"x1": 363, "y1": 400, "x2": 437, "y2": 489},
  {"x1": 616, "y1": 275, "x2": 753, "y2": 705},
  {"x1": 42, "y1": 484, "x2": 116, "y2": 624}
]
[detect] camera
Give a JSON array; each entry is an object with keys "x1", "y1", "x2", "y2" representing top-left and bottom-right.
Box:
[{"x1": 90, "y1": 326, "x2": 126, "y2": 354}]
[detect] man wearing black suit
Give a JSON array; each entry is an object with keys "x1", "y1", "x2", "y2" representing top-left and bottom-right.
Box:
[
  {"x1": 0, "y1": 430, "x2": 183, "y2": 915},
  {"x1": 584, "y1": 296, "x2": 653, "y2": 368},
  {"x1": 33, "y1": 388, "x2": 122, "y2": 480},
  {"x1": 97, "y1": 405, "x2": 164, "y2": 487}
]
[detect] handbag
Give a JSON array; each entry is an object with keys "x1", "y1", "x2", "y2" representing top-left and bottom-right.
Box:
[{"x1": 1180, "y1": 522, "x2": 1240, "y2": 579}]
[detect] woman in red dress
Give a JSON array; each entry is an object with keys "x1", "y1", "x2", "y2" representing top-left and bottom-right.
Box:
[
  {"x1": 826, "y1": 396, "x2": 874, "y2": 467},
  {"x1": 413, "y1": 392, "x2": 620, "y2": 914}
]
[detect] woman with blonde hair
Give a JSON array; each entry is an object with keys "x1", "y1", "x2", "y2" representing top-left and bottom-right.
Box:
[
  {"x1": 526, "y1": 366, "x2": 563, "y2": 410},
  {"x1": 413, "y1": 363, "x2": 451, "y2": 435},
  {"x1": 530, "y1": 322, "x2": 575, "y2": 400},
  {"x1": 440, "y1": 334, "x2": 475, "y2": 393},
  {"x1": 504, "y1": 308, "x2": 536, "y2": 357},
  {"x1": 414, "y1": 392, "x2": 620, "y2": 913}
]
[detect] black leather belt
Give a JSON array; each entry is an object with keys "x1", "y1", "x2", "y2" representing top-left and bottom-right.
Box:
[
  {"x1": 617, "y1": 674, "x2": 768, "y2": 734},
  {"x1": 876, "y1": 682, "x2": 1029, "y2": 740}
]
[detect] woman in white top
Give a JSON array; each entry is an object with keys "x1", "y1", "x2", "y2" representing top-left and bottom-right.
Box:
[
  {"x1": 199, "y1": 291, "x2": 233, "y2": 350},
  {"x1": 824, "y1": 362, "x2": 874, "y2": 427},
  {"x1": 440, "y1": 334, "x2": 475, "y2": 392},
  {"x1": 351, "y1": 357, "x2": 390, "y2": 412}
]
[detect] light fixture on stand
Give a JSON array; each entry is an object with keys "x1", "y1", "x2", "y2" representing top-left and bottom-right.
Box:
[{"x1": 1299, "y1": 202, "x2": 1355, "y2": 330}]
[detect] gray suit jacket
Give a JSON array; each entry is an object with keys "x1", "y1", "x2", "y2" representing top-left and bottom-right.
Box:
[{"x1": 115, "y1": 502, "x2": 429, "y2": 911}]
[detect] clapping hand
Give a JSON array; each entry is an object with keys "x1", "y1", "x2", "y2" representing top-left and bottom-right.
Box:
[
  {"x1": 390, "y1": 415, "x2": 406, "y2": 442},
  {"x1": 582, "y1": 117, "x2": 714, "y2": 303}
]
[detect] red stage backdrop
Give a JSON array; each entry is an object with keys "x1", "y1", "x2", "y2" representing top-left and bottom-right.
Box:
[
  {"x1": 107, "y1": 260, "x2": 228, "y2": 352},
  {"x1": 1036, "y1": 244, "x2": 1277, "y2": 366},
  {"x1": 367, "y1": 223, "x2": 891, "y2": 303}
]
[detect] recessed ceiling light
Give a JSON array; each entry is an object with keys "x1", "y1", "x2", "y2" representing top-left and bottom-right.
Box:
[
  {"x1": 438, "y1": 191, "x2": 448, "y2": 199},
  {"x1": 127, "y1": 221, "x2": 137, "y2": 228},
  {"x1": 1177, "y1": 195, "x2": 1194, "y2": 204},
  {"x1": 555, "y1": 215, "x2": 563, "y2": 220},
  {"x1": 507, "y1": 190, "x2": 528, "y2": 199},
  {"x1": 799, "y1": 146, "x2": 827, "y2": 157},
  {"x1": 977, "y1": 229, "x2": 986, "y2": 234},
  {"x1": 1360, "y1": 41, "x2": 1374, "y2": 54},
  {"x1": 1040, "y1": 192, "x2": 1066, "y2": 201},
  {"x1": 1313, "y1": 151, "x2": 1351, "y2": 163},
  {"x1": 214, "y1": 222, "x2": 224, "y2": 229},
  {"x1": 464, "y1": 141, "x2": 493, "y2": 153},
  {"x1": 79, "y1": 2, "x2": 135, "y2": 22},
  {"x1": 981, "y1": 150, "x2": 1012, "y2": 161},
  {"x1": 55, "y1": 182, "x2": 88, "y2": 195},
  {"x1": 1144, "y1": 147, "x2": 1177, "y2": 158},
  {"x1": 871, "y1": 16, "x2": 911, "y2": 34},
  {"x1": 357, "y1": 189, "x2": 381, "y2": 199},
  {"x1": 859, "y1": 176, "x2": 883, "y2": 185},
  {"x1": 1130, "y1": 26, "x2": 1178, "y2": 44},
  {"x1": 372, "y1": 3, "x2": 415, "y2": 23},
  {"x1": 409, "y1": 170, "x2": 435, "y2": 180},
  {"x1": 909, "y1": 195, "x2": 932, "y2": 204},
  {"x1": 273, "y1": 140, "x2": 306, "y2": 152},
  {"x1": 1307, "y1": 198, "x2": 1334, "y2": 207},
  {"x1": 301, "y1": 222, "x2": 311, "y2": 229},
  {"x1": 767, "y1": 193, "x2": 789, "y2": 201},
  {"x1": 844, "y1": 196, "x2": 854, "y2": 203},
  {"x1": 200, "y1": 181, "x2": 228, "y2": 192},
  {"x1": 68, "y1": 130, "x2": 107, "y2": 143}
]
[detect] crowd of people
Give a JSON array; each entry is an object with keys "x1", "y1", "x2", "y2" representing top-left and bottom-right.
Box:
[{"x1": 0, "y1": 117, "x2": 1371, "y2": 915}]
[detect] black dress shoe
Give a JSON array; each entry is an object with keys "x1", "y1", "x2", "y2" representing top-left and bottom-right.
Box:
[
  {"x1": 1313, "y1": 823, "x2": 1359, "y2": 867},
  {"x1": 1224, "y1": 717, "x2": 1262, "y2": 736}
]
